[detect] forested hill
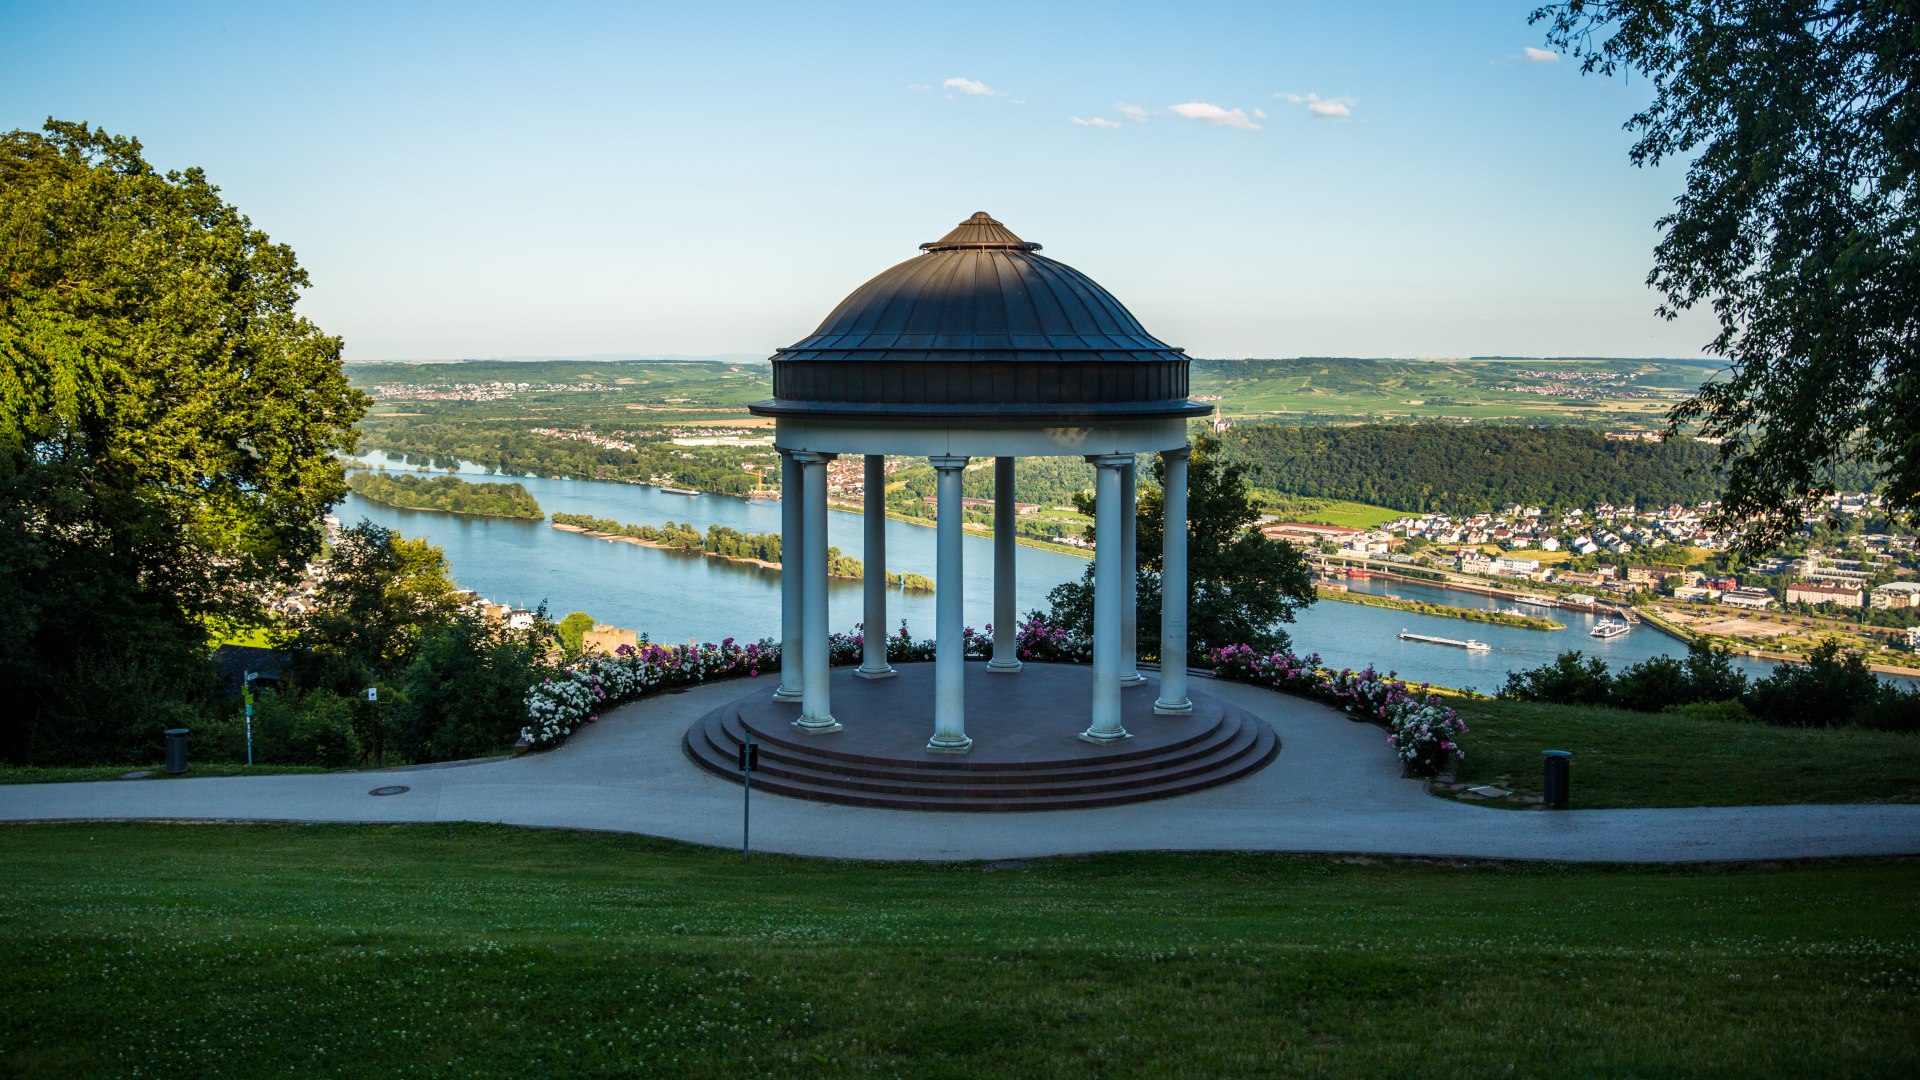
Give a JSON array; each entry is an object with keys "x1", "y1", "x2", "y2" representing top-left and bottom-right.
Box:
[{"x1": 1220, "y1": 424, "x2": 1724, "y2": 514}]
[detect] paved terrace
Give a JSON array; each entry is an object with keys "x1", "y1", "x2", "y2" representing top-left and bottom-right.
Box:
[{"x1": 3, "y1": 672, "x2": 1915, "y2": 863}]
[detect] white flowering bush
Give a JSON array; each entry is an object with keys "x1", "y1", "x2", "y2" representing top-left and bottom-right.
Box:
[
  {"x1": 1384, "y1": 699, "x2": 1469, "y2": 778},
  {"x1": 519, "y1": 637, "x2": 776, "y2": 750}
]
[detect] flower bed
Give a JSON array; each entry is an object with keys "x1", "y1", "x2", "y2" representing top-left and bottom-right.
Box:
[
  {"x1": 1205, "y1": 644, "x2": 1467, "y2": 778},
  {"x1": 520, "y1": 623, "x2": 993, "y2": 751},
  {"x1": 520, "y1": 618, "x2": 1465, "y2": 776}
]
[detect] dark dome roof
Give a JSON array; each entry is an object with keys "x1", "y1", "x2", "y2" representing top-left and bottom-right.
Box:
[
  {"x1": 754, "y1": 213, "x2": 1210, "y2": 421},
  {"x1": 775, "y1": 212, "x2": 1186, "y2": 365}
]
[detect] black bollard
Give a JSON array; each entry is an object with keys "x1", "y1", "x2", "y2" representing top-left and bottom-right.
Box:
[
  {"x1": 1542, "y1": 749, "x2": 1571, "y2": 808},
  {"x1": 164, "y1": 728, "x2": 190, "y2": 775}
]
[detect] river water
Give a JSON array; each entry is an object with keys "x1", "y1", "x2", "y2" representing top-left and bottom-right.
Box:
[{"x1": 341, "y1": 454, "x2": 1901, "y2": 694}]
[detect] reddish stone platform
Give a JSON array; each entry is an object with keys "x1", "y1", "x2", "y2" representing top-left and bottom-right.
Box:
[{"x1": 682, "y1": 662, "x2": 1277, "y2": 811}]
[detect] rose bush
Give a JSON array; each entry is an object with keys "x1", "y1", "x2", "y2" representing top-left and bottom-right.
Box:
[
  {"x1": 521, "y1": 616, "x2": 1466, "y2": 776},
  {"x1": 1204, "y1": 643, "x2": 1466, "y2": 778}
]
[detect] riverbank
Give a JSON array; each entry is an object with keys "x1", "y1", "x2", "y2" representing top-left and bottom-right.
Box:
[
  {"x1": 1315, "y1": 587, "x2": 1563, "y2": 630},
  {"x1": 1642, "y1": 602, "x2": 1920, "y2": 678}
]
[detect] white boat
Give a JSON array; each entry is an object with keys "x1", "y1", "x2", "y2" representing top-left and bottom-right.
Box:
[
  {"x1": 1590, "y1": 620, "x2": 1629, "y2": 639},
  {"x1": 1514, "y1": 594, "x2": 1556, "y2": 608},
  {"x1": 659, "y1": 486, "x2": 701, "y2": 496}
]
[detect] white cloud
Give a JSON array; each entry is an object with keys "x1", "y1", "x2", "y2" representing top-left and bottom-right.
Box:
[
  {"x1": 943, "y1": 76, "x2": 998, "y2": 97},
  {"x1": 1277, "y1": 91, "x2": 1354, "y2": 119},
  {"x1": 1169, "y1": 101, "x2": 1260, "y2": 131},
  {"x1": 1071, "y1": 116, "x2": 1123, "y2": 129},
  {"x1": 1523, "y1": 46, "x2": 1559, "y2": 63},
  {"x1": 1116, "y1": 103, "x2": 1149, "y2": 123},
  {"x1": 1253, "y1": 107, "x2": 1268, "y2": 119}
]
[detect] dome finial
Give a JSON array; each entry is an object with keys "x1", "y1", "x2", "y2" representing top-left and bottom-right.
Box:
[{"x1": 920, "y1": 211, "x2": 1042, "y2": 253}]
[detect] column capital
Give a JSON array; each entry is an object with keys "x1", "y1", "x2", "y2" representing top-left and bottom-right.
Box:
[
  {"x1": 1160, "y1": 445, "x2": 1193, "y2": 462},
  {"x1": 1085, "y1": 453, "x2": 1133, "y2": 468},
  {"x1": 790, "y1": 450, "x2": 837, "y2": 465},
  {"x1": 928, "y1": 454, "x2": 970, "y2": 471}
]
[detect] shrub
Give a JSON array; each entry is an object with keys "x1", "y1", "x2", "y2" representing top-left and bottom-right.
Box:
[
  {"x1": 1854, "y1": 682, "x2": 1920, "y2": 734},
  {"x1": 1745, "y1": 640, "x2": 1884, "y2": 728},
  {"x1": 1500, "y1": 651, "x2": 1613, "y2": 706},
  {"x1": 1611, "y1": 655, "x2": 1692, "y2": 713},
  {"x1": 243, "y1": 687, "x2": 364, "y2": 766},
  {"x1": 1662, "y1": 699, "x2": 1757, "y2": 724},
  {"x1": 1015, "y1": 613, "x2": 1092, "y2": 664},
  {"x1": 1203, "y1": 643, "x2": 1465, "y2": 776},
  {"x1": 395, "y1": 612, "x2": 551, "y2": 762},
  {"x1": 1386, "y1": 699, "x2": 1470, "y2": 778},
  {"x1": 522, "y1": 636, "x2": 777, "y2": 749}
]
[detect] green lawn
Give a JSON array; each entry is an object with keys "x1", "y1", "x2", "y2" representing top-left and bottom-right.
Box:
[
  {"x1": 1441, "y1": 699, "x2": 1920, "y2": 809},
  {"x1": 1, "y1": 824, "x2": 1914, "y2": 1078},
  {"x1": 0, "y1": 762, "x2": 353, "y2": 785}
]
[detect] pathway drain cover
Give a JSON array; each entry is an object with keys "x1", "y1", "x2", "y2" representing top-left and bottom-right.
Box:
[{"x1": 369, "y1": 785, "x2": 411, "y2": 797}]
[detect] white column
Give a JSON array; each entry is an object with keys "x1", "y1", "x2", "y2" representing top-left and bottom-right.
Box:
[
  {"x1": 1120, "y1": 459, "x2": 1146, "y2": 687},
  {"x1": 1155, "y1": 446, "x2": 1193, "y2": 715},
  {"x1": 928, "y1": 454, "x2": 972, "y2": 753},
  {"x1": 1082, "y1": 454, "x2": 1132, "y2": 744},
  {"x1": 856, "y1": 454, "x2": 895, "y2": 680},
  {"x1": 987, "y1": 455, "x2": 1022, "y2": 673},
  {"x1": 774, "y1": 449, "x2": 804, "y2": 702},
  {"x1": 793, "y1": 451, "x2": 841, "y2": 733}
]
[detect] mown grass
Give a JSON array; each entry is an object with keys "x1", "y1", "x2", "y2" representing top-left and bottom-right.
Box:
[
  {"x1": 0, "y1": 763, "x2": 350, "y2": 785},
  {"x1": 1443, "y1": 699, "x2": 1920, "y2": 809},
  {"x1": 0, "y1": 824, "x2": 1914, "y2": 1078}
]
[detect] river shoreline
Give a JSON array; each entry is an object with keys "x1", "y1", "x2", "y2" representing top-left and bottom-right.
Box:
[{"x1": 1315, "y1": 587, "x2": 1563, "y2": 630}]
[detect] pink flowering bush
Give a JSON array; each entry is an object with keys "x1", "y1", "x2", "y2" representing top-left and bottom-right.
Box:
[
  {"x1": 1385, "y1": 700, "x2": 1470, "y2": 778},
  {"x1": 1204, "y1": 644, "x2": 1466, "y2": 778},
  {"x1": 1015, "y1": 613, "x2": 1092, "y2": 664},
  {"x1": 522, "y1": 622, "x2": 1001, "y2": 750}
]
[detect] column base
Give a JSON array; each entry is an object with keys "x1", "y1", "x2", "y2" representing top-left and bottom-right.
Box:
[
  {"x1": 926, "y1": 733, "x2": 973, "y2": 754},
  {"x1": 1153, "y1": 698, "x2": 1194, "y2": 715},
  {"x1": 1078, "y1": 727, "x2": 1134, "y2": 745},
  {"x1": 791, "y1": 716, "x2": 842, "y2": 735},
  {"x1": 772, "y1": 685, "x2": 804, "y2": 702},
  {"x1": 1120, "y1": 672, "x2": 1148, "y2": 687},
  {"x1": 985, "y1": 657, "x2": 1024, "y2": 673},
  {"x1": 853, "y1": 665, "x2": 897, "y2": 680}
]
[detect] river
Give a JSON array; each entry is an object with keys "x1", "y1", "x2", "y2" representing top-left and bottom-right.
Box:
[{"x1": 341, "y1": 454, "x2": 1906, "y2": 694}]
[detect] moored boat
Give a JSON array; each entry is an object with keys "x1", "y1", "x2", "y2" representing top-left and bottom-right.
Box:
[{"x1": 1590, "y1": 620, "x2": 1629, "y2": 639}]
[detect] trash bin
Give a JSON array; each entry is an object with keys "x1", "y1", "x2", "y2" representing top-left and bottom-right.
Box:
[
  {"x1": 164, "y1": 728, "x2": 190, "y2": 775},
  {"x1": 1542, "y1": 749, "x2": 1572, "y2": 808}
]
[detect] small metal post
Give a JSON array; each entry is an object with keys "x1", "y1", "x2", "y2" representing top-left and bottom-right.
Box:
[
  {"x1": 738, "y1": 733, "x2": 758, "y2": 863},
  {"x1": 242, "y1": 671, "x2": 257, "y2": 766},
  {"x1": 366, "y1": 686, "x2": 381, "y2": 766}
]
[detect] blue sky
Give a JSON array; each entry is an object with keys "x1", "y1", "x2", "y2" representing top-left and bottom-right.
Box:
[{"x1": 2, "y1": 1, "x2": 1714, "y2": 361}]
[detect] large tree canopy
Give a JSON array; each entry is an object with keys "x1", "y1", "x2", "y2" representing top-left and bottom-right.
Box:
[
  {"x1": 1533, "y1": 2, "x2": 1918, "y2": 549},
  {"x1": 0, "y1": 120, "x2": 368, "y2": 760}
]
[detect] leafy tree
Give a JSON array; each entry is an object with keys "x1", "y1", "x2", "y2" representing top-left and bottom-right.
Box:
[
  {"x1": 557, "y1": 611, "x2": 596, "y2": 656},
  {"x1": 288, "y1": 521, "x2": 461, "y2": 694},
  {"x1": 1045, "y1": 432, "x2": 1316, "y2": 655},
  {"x1": 393, "y1": 610, "x2": 551, "y2": 761},
  {"x1": 0, "y1": 120, "x2": 367, "y2": 762},
  {"x1": 1534, "y1": 2, "x2": 1919, "y2": 547}
]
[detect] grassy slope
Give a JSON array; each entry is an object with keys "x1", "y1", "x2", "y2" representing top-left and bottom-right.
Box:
[
  {"x1": 1, "y1": 823, "x2": 1915, "y2": 1078},
  {"x1": 1443, "y1": 699, "x2": 1920, "y2": 809}
]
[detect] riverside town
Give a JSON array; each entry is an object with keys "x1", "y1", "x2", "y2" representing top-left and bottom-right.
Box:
[{"x1": 4, "y1": 3, "x2": 1918, "y2": 1076}]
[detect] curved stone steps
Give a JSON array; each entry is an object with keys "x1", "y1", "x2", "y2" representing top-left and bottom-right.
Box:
[{"x1": 681, "y1": 664, "x2": 1279, "y2": 811}]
